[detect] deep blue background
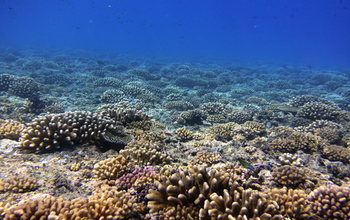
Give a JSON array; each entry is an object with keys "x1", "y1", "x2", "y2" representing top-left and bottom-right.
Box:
[{"x1": 1, "y1": 0, "x2": 349, "y2": 68}]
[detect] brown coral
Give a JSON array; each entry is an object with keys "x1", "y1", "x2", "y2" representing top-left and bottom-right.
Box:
[
  {"x1": 299, "y1": 120, "x2": 342, "y2": 144},
  {"x1": 308, "y1": 184, "x2": 350, "y2": 219},
  {"x1": 269, "y1": 131, "x2": 320, "y2": 153},
  {"x1": 0, "y1": 119, "x2": 26, "y2": 140},
  {"x1": 146, "y1": 166, "x2": 283, "y2": 219},
  {"x1": 190, "y1": 150, "x2": 222, "y2": 166},
  {"x1": 176, "y1": 127, "x2": 193, "y2": 141},
  {"x1": 297, "y1": 101, "x2": 340, "y2": 120},
  {"x1": 93, "y1": 155, "x2": 132, "y2": 180},
  {"x1": 120, "y1": 139, "x2": 172, "y2": 166},
  {"x1": 322, "y1": 144, "x2": 350, "y2": 163},
  {"x1": 19, "y1": 111, "x2": 132, "y2": 153},
  {"x1": 0, "y1": 176, "x2": 38, "y2": 193},
  {"x1": 207, "y1": 122, "x2": 240, "y2": 142},
  {"x1": 271, "y1": 165, "x2": 307, "y2": 188}
]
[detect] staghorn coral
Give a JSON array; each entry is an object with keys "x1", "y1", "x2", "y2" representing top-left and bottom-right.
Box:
[
  {"x1": 0, "y1": 119, "x2": 26, "y2": 140},
  {"x1": 176, "y1": 127, "x2": 193, "y2": 141},
  {"x1": 296, "y1": 101, "x2": 340, "y2": 120},
  {"x1": 93, "y1": 154, "x2": 132, "y2": 180},
  {"x1": 308, "y1": 184, "x2": 350, "y2": 219},
  {"x1": 146, "y1": 166, "x2": 283, "y2": 219},
  {"x1": 177, "y1": 109, "x2": 208, "y2": 125},
  {"x1": 19, "y1": 111, "x2": 133, "y2": 153},
  {"x1": 120, "y1": 139, "x2": 172, "y2": 166},
  {"x1": 322, "y1": 144, "x2": 350, "y2": 163},
  {"x1": 271, "y1": 165, "x2": 307, "y2": 188},
  {"x1": 0, "y1": 176, "x2": 38, "y2": 193}
]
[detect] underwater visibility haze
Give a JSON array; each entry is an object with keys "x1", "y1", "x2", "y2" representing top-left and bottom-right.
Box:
[{"x1": 0, "y1": 0, "x2": 350, "y2": 219}]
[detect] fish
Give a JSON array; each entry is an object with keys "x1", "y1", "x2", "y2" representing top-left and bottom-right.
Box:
[{"x1": 238, "y1": 158, "x2": 255, "y2": 171}]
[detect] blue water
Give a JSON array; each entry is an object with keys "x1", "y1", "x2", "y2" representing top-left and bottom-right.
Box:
[{"x1": 1, "y1": 0, "x2": 350, "y2": 68}]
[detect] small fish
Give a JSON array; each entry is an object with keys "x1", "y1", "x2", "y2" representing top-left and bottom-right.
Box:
[
  {"x1": 238, "y1": 158, "x2": 255, "y2": 171},
  {"x1": 76, "y1": 27, "x2": 81, "y2": 29}
]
